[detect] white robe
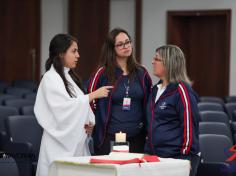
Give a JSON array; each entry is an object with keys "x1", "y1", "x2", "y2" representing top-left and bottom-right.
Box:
[{"x1": 34, "y1": 66, "x2": 95, "y2": 176}]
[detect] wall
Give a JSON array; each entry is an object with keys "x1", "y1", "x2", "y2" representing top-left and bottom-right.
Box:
[
  {"x1": 40, "y1": 0, "x2": 135, "y2": 74},
  {"x1": 40, "y1": 0, "x2": 236, "y2": 95},
  {"x1": 40, "y1": 0, "x2": 68, "y2": 74},
  {"x1": 110, "y1": 0, "x2": 135, "y2": 43},
  {"x1": 142, "y1": 0, "x2": 236, "y2": 95}
]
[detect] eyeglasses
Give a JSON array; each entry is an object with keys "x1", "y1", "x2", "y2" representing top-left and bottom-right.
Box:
[
  {"x1": 153, "y1": 55, "x2": 163, "y2": 62},
  {"x1": 115, "y1": 40, "x2": 132, "y2": 49}
]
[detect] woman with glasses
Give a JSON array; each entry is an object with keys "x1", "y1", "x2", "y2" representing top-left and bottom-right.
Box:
[
  {"x1": 145, "y1": 45, "x2": 200, "y2": 176},
  {"x1": 87, "y1": 28, "x2": 152, "y2": 155}
]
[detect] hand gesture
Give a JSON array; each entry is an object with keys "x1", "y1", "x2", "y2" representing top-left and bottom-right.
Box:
[
  {"x1": 95, "y1": 86, "x2": 113, "y2": 98},
  {"x1": 89, "y1": 86, "x2": 113, "y2": 102}
]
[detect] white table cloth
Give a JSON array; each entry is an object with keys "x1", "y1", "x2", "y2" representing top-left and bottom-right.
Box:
[{"x1": 49, "y1": 154, "x2": 190, "y2": 176}]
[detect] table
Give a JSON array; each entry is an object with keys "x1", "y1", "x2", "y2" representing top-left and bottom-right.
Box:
[{"x1": 49, "y1": 154, "x2": 190, "y2": 176}]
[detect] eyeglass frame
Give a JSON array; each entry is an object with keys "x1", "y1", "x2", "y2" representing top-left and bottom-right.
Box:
[
  {"x1": 114, "y1": 40, "x2": 132, "y2": 49},
  {"x1": 153, "y1": 53, "x2": 163, "y2": 62}
]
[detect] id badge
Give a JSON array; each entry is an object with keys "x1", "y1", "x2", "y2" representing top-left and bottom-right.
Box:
[{"x1": 122, "y1": 97, "x2": 131, "y2": 111}]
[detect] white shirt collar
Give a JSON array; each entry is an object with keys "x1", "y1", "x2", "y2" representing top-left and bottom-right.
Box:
[
  {"x1": 157, "y1": 83, "x2": 166, "y2": 90},
  {"x1": 64, "y1": 67, "x2": 70, "y2": 74},
  {"x1": 155, "y1": 83, "x2": 166, "y2": 103}
]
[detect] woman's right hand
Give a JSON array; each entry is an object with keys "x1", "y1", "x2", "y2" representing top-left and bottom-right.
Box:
[
  {"x1": 84, "y1": 122, "x2": 95, "y2": 135},
  {"x1": 89, "y1": 86, "x2": 113, "y2": 102}
]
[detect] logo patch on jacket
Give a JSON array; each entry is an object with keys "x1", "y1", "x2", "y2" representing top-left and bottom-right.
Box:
[{"x1": 159, "y1": 102, "x2": 167, "y2": 110}]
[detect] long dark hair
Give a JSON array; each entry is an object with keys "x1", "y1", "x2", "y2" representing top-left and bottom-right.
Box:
[
  {"x1": 45, "y1": 34, "x2": 83, "y2": 97},
  {"x1": 99, "y1": 28, "x2": 140, "y2": 84}
]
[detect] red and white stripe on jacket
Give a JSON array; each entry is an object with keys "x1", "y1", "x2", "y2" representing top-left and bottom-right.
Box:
[
  {"x1": 88, "y1": 67, "x2": 105, "y2": 110},
  {"x1": 178, "y1": 82, "x2": 193, "y2": 155}
]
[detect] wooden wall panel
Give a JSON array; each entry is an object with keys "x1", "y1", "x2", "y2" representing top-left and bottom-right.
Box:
[
  {"x1": 0, "y1": 0, "x2": 40, "y2": 83},
  {"x1": 68, "y1": 0, "x2": 110, "y2": 80}
]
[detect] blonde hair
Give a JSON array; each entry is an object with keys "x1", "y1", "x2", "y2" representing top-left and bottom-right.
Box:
[{"x1": 156, "y1": 45, "x2": 191, "y2": 84}]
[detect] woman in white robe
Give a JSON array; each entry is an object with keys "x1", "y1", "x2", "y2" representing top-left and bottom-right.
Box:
[{"x1": 34, "y1": 34, "x2": 112, "y2": 176}]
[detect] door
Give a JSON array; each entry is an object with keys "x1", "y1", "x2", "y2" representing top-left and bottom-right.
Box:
[
  {"x1": 167, "y1": 10, "x2": 231, "y2": 98},
  {"x1": 0, "y1": 0, "x2": 40, "y2": 83},
  {"x1": 68, "y1": 0, "x2": 110, "y2": 80}
]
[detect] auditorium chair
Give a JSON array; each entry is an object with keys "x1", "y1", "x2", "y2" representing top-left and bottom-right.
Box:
[
  {"x1": 199, "y1": 111, "x2": 231, "y2": 126},
  {"x1": 5, "y1": 87, "x2": 33, "y2": 98},
  {"x1": 0, "y1": 157, "x2": 19, "y2": 176},
  {"x1": 197, "y1": 102, "x2": 224, "y2": 112},
  {"x1": 0, "y1": 81, "x2": 8, "y2": 93},
  {"x1": 4, "y1": 99, "x2": 35, "y2": 114},
  {"x1": 11, "y1": 80, "x2": 38, "y2": 92},
  {"x1": 4, "y1": 115, "x2": 43, "y2": 176},
  {"x1": 199, "y1": 122, "x2": 233, "y2": 143},
  {"x1": 0, "y1": 106, "x2": 19, "y2": 150},
  {"x1": 0, "y1": 94, "x2": 18, "y2": 105},
  {"x1": 23, "y1": 93, "x2": 37, "y2": 101},
  {"x1": 225, "y1": 96, "x2": 236, "y2": 103},
  {"x1": 197, "y1": 134, "x2": 236, "y2": 176},
  {"x1": 200, "y1": 96, "x2": 224, "y2": 105},
  {"x1": 21, "y1": 105, "x2": 35, "y2": 116},
  {"x1": 230, "y1": 121, "x2": 236, "y2": 144},
  {"x1": 225, "y1": 103, "x2": 236, "y2": 121}
]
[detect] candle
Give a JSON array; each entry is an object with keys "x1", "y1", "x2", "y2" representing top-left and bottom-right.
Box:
[{"x1": 115, "y1": 131, "x2": 126, "y2": 143}]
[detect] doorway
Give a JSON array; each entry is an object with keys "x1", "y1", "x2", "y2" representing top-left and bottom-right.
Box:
[
  {"x1": 167, "y1": 10, "x2": 231, "y2": 98},
  {"x1": 0, "y1": 0, "x2": 40, "y2": 84}
]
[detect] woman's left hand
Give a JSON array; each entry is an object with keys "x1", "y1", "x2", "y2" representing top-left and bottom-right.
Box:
[{"x1": 84, "y1": 122, "x2": 94, "y2": 135}]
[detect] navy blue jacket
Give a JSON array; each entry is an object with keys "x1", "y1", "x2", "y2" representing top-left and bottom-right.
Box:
[
  {"x1": 87, "y1": 66, "x2": 152, "y2": 148},
  {"x1": 145, "y1": 81, "x2": 200, "y2": 157}
]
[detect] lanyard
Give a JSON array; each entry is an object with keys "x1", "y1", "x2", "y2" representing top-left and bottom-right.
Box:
[{"x1": 123, "y1": 79, "x2": 130, "y2": 97}]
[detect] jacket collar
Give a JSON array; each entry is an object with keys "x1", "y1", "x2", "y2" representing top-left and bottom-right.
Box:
[{"x1": 153, "y1": 81, "x2": 179, "y2": 100}]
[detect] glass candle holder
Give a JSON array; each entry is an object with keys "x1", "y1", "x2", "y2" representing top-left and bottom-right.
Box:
[{"x1": 110, "y1": 141, "x2": 129, "y2": 153}]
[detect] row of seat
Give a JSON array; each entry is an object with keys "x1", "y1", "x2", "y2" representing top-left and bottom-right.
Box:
[
  {"x1": 0, "y1": 99, "x2": 35, "y2": 114},
  {"x1": 198, "y1": 102, "x2": 236, "y2": 121},
  {"x1": 0, "y1": 81, "x2": 36, "y2": 115},
  {"x1": 200, "y1": 96, "x2": 236, "y2": 104},
  {"x1": 0, "y1": 80, "x2": 38, "y2": 93},
  {"x1": 0, "y1": 80, "x2": 38, "y2": 175},
  {"x1": 0, "y1": 85, "x2": 36, "y2": 115},
  {"x1": 199, "y1": 121, "x2": 235, "y2": 142},
  {"x1": 0, "y1": 87, "x2": 36, "y2": 99},
  {"x1": 199, "y1": 110, "x2": 236, "y2": 142},
  {"x1": 197, "y1": 98, "x2": 236, "y2": 175},
  {"x1": 1, "y1": 89, "x2": 235, "y2": 175},
  {"x1": 0, "y1": 105, "x2": 35, "y2": 150},
  {"x1": 2, "y1": 115, "x2": 236, "y2": 176}
]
